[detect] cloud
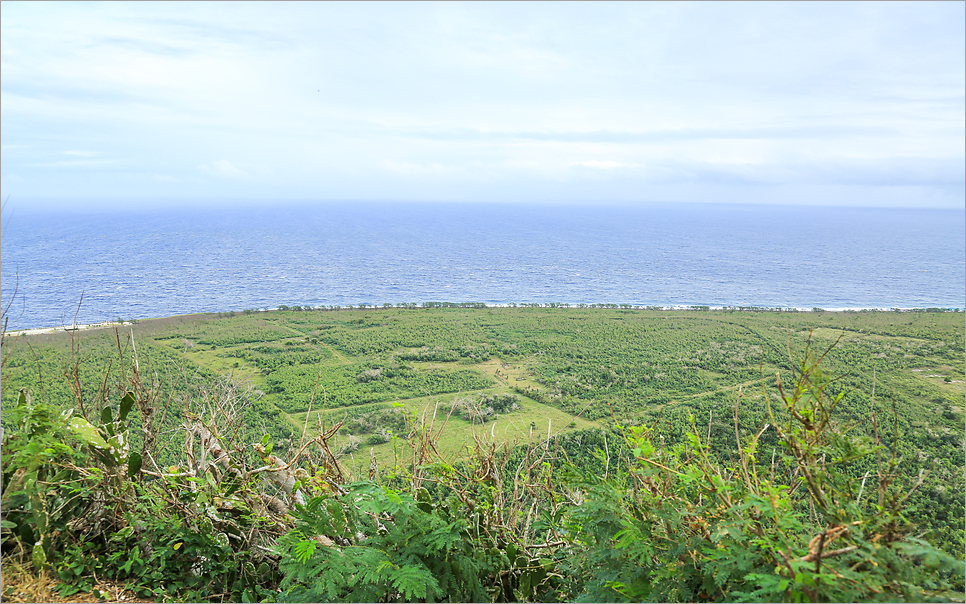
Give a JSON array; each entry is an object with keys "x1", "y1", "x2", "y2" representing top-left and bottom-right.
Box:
[
  {"x1": 1, "y1": 1, "x2": 962, "y2": 209},
  {"x1": 381, "y1": 160, "x2": 461, "y2": 176},
  {"x1": 572, "y1": 160, "x2": 634, "y2": 170},
  {"x1": 403, "y1": 125, "x2": 904, "y2": 144},
  {"x1": 2, "y1": 172, "x2": 27, "y2": 185},
  {"x1": 89, "y1": 36, "x2": 194, "y2": 58},
  {"x1": 26, "y1": 159, "x2": 119, "y2": 169},
  {"x1": 197, "y1": 159, "x2": 250, "y2": 179}
]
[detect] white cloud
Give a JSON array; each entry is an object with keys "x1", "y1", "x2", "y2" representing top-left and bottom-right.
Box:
[
  {"x1": 381, "y1": 160, "x2": 461, "y2": 176},
  {"x1": 27, "y1": 159, "x2": 118, "y2": 169},
  {"x1": 572, "y1": 160, "x2": 634, "y2": 170},
  {"x1": 1, "y1": 172, "x2": 27, "y2": 185},
  {"x1": 0, "y1": 1, "x2": 962, "y2": 209},
  {"x1": 197, "y1": 159, "x2": 250, "y2": 179}
]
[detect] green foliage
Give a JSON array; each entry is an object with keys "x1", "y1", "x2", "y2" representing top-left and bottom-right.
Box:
[
  {"x1": 555, "y1": 337, "x2": 965, "y2": 602},
  {"x1": 268, "y1": 363, "x2": 495, "y2": 412},
  {"x1": 1, "y1": 390, "x2": 87, "y2": 570},
  {"x1": 167, "y1": 317, "x2": 294, "y2": 347},
  {"x1": 2, "y1": 308, "x2": 963, "y2": 602},
  {"x1": 277, "y1": 483, "x2": 491, "y2": 602},
  {"x1": 1, "y1": 382, "x2": 281, "y2": 602}
]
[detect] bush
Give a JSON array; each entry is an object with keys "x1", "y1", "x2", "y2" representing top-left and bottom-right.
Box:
[
  {"x1": 556, "y1": 337, "x2": 965, "y2": 602},
  {"x1": 3, "y1": 330, "x2": 962, "y2": 602}
]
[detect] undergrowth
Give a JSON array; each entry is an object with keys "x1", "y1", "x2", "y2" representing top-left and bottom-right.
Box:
[{"x1": 1, "y1": 325, "x2": 963, "y2": 602}]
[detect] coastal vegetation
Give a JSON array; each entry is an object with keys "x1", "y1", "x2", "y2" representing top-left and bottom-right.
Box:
[{"x1": 1, "y1": 306, "x2": 963, "y2": 602}]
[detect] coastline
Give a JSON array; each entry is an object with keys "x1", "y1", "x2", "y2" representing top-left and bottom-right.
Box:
[
  {"x1": 4, "y1": 320, "x2": 138, "y2": 338},
  {"x1": 3, "y1": 304, "x2": 962, "y2": 336}
]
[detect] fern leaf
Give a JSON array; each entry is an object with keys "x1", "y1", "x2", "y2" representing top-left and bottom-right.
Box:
[
  {"x1": 389, "y1": 564, "x2": 437, "y2": 600},
  {"x1": 293, "y1": 539, "x2": 317, "y2": 564}
]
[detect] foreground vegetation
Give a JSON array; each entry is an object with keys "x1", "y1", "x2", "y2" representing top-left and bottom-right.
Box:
[{"x1": 1, "y1": 307, "x2": 963, "y2": 601}]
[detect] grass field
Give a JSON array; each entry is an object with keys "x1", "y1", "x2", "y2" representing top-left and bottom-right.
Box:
[{"x1": 2, "y1": 306, "x2": 963, "y2": 552}]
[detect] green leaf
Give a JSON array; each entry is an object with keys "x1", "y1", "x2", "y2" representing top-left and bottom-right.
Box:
[
  {"x1": 119, "y1": 392, "x2": 135, "y2": 423},
  {"x1": 415, "y1": 487, "x2": 432, "y2": 513},
  {"x1": 68, "y1": 416, "x2": 109, "y2": 450},
  {"x1": 101, "y1": 406, "x2": 114, "y2": 426},
  {"x1": 127, "y1": 452, "x2": 142, "y2": 478},
  {"x1": 294, "y1": 540, "x2": 316, "y2": 564},
  {"x1": 390, "y1": 565, "x2": 436, "y2": 600},
  {"x1": 325, "y1": 500, "x2": 347, "y2": 534}
]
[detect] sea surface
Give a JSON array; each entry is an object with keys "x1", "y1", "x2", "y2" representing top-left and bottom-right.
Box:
[{"x1": 1, "y1": 202, "x2": 963, "y2": 330}]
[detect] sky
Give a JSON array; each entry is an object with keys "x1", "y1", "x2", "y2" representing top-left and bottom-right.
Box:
[{"x1": 1, "y1": 1, "x2": 964, "y2": 212}]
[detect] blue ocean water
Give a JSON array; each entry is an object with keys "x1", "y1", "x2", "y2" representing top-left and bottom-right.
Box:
[{"x1": 1, "y1": 202, "x2": 963, "y2": 330}]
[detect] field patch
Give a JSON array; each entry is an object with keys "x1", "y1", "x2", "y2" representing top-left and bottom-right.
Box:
[{"x1": 302, "y1": 391, "x2": 599, "y2": 469}]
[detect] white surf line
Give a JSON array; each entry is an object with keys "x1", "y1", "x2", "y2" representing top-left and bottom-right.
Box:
[{"x1": 5, "y1": 321, "x2": 135, "y2": 337}]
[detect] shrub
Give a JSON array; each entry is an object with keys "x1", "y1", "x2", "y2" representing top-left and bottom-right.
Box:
[{"x1": 557, "y1": 337, "x2": 965, "y2": 602}]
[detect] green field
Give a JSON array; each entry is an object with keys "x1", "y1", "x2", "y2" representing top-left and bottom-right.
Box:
[
  {"x1": 4, "y1": 307, "x2": 963, "y2": 472},
  {"x1": 1, "y1": 308, "x2": 962, "y2": 519},
  {"x1": 2, "y1": 306, "x2": 964, "y2": 601}
]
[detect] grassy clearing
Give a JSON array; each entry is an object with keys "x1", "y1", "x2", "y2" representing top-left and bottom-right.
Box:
[{"x1": 296, "y1": 388, "x2": 599, "y2": 470}]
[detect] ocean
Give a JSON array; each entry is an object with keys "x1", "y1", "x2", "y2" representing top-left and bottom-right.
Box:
[{"x1": 1, "y1": 202, "x2": 963, "y2": 330}]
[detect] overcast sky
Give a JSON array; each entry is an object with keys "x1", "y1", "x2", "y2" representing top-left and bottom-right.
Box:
[{"x1": 1, "y1": 1, "x2": 963, "y2": 212}]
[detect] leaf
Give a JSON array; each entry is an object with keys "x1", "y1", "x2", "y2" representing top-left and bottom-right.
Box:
[
  {"x1": 101, "y1": 406, "x2": 114, "y2": 427},
  {"x1": 294, "y1": 540, "x2": 317, "y2": 564},
  {"x1": 415, "y1": 487, "x2": 432, "y2": 513},
  {"x1": 389, "y1": 565, "x2": 436, "y2": 600},
  {"x1": 521, "y1": 570, "x2": 532, "y2": 598},
  {"x1": 119, "y1": 392, "x2": 135, "y2": 423},
  {"x1": 68, "y1": 416, "x2": 109, "y2": 449},
  {"x1": 325, "y1": 500, "x2": 347, "y2": 535},
  {"x1": 127, "y1": 452, "x2": 142, "y2": 478}
]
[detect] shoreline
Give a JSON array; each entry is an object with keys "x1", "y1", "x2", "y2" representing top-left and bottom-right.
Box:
[
  {"x1": 4, "y1": 320, "x2": 140, "y2": 338},
  {"x1": 3, "y1": 304, "x2": 962, "y2": 336}
]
